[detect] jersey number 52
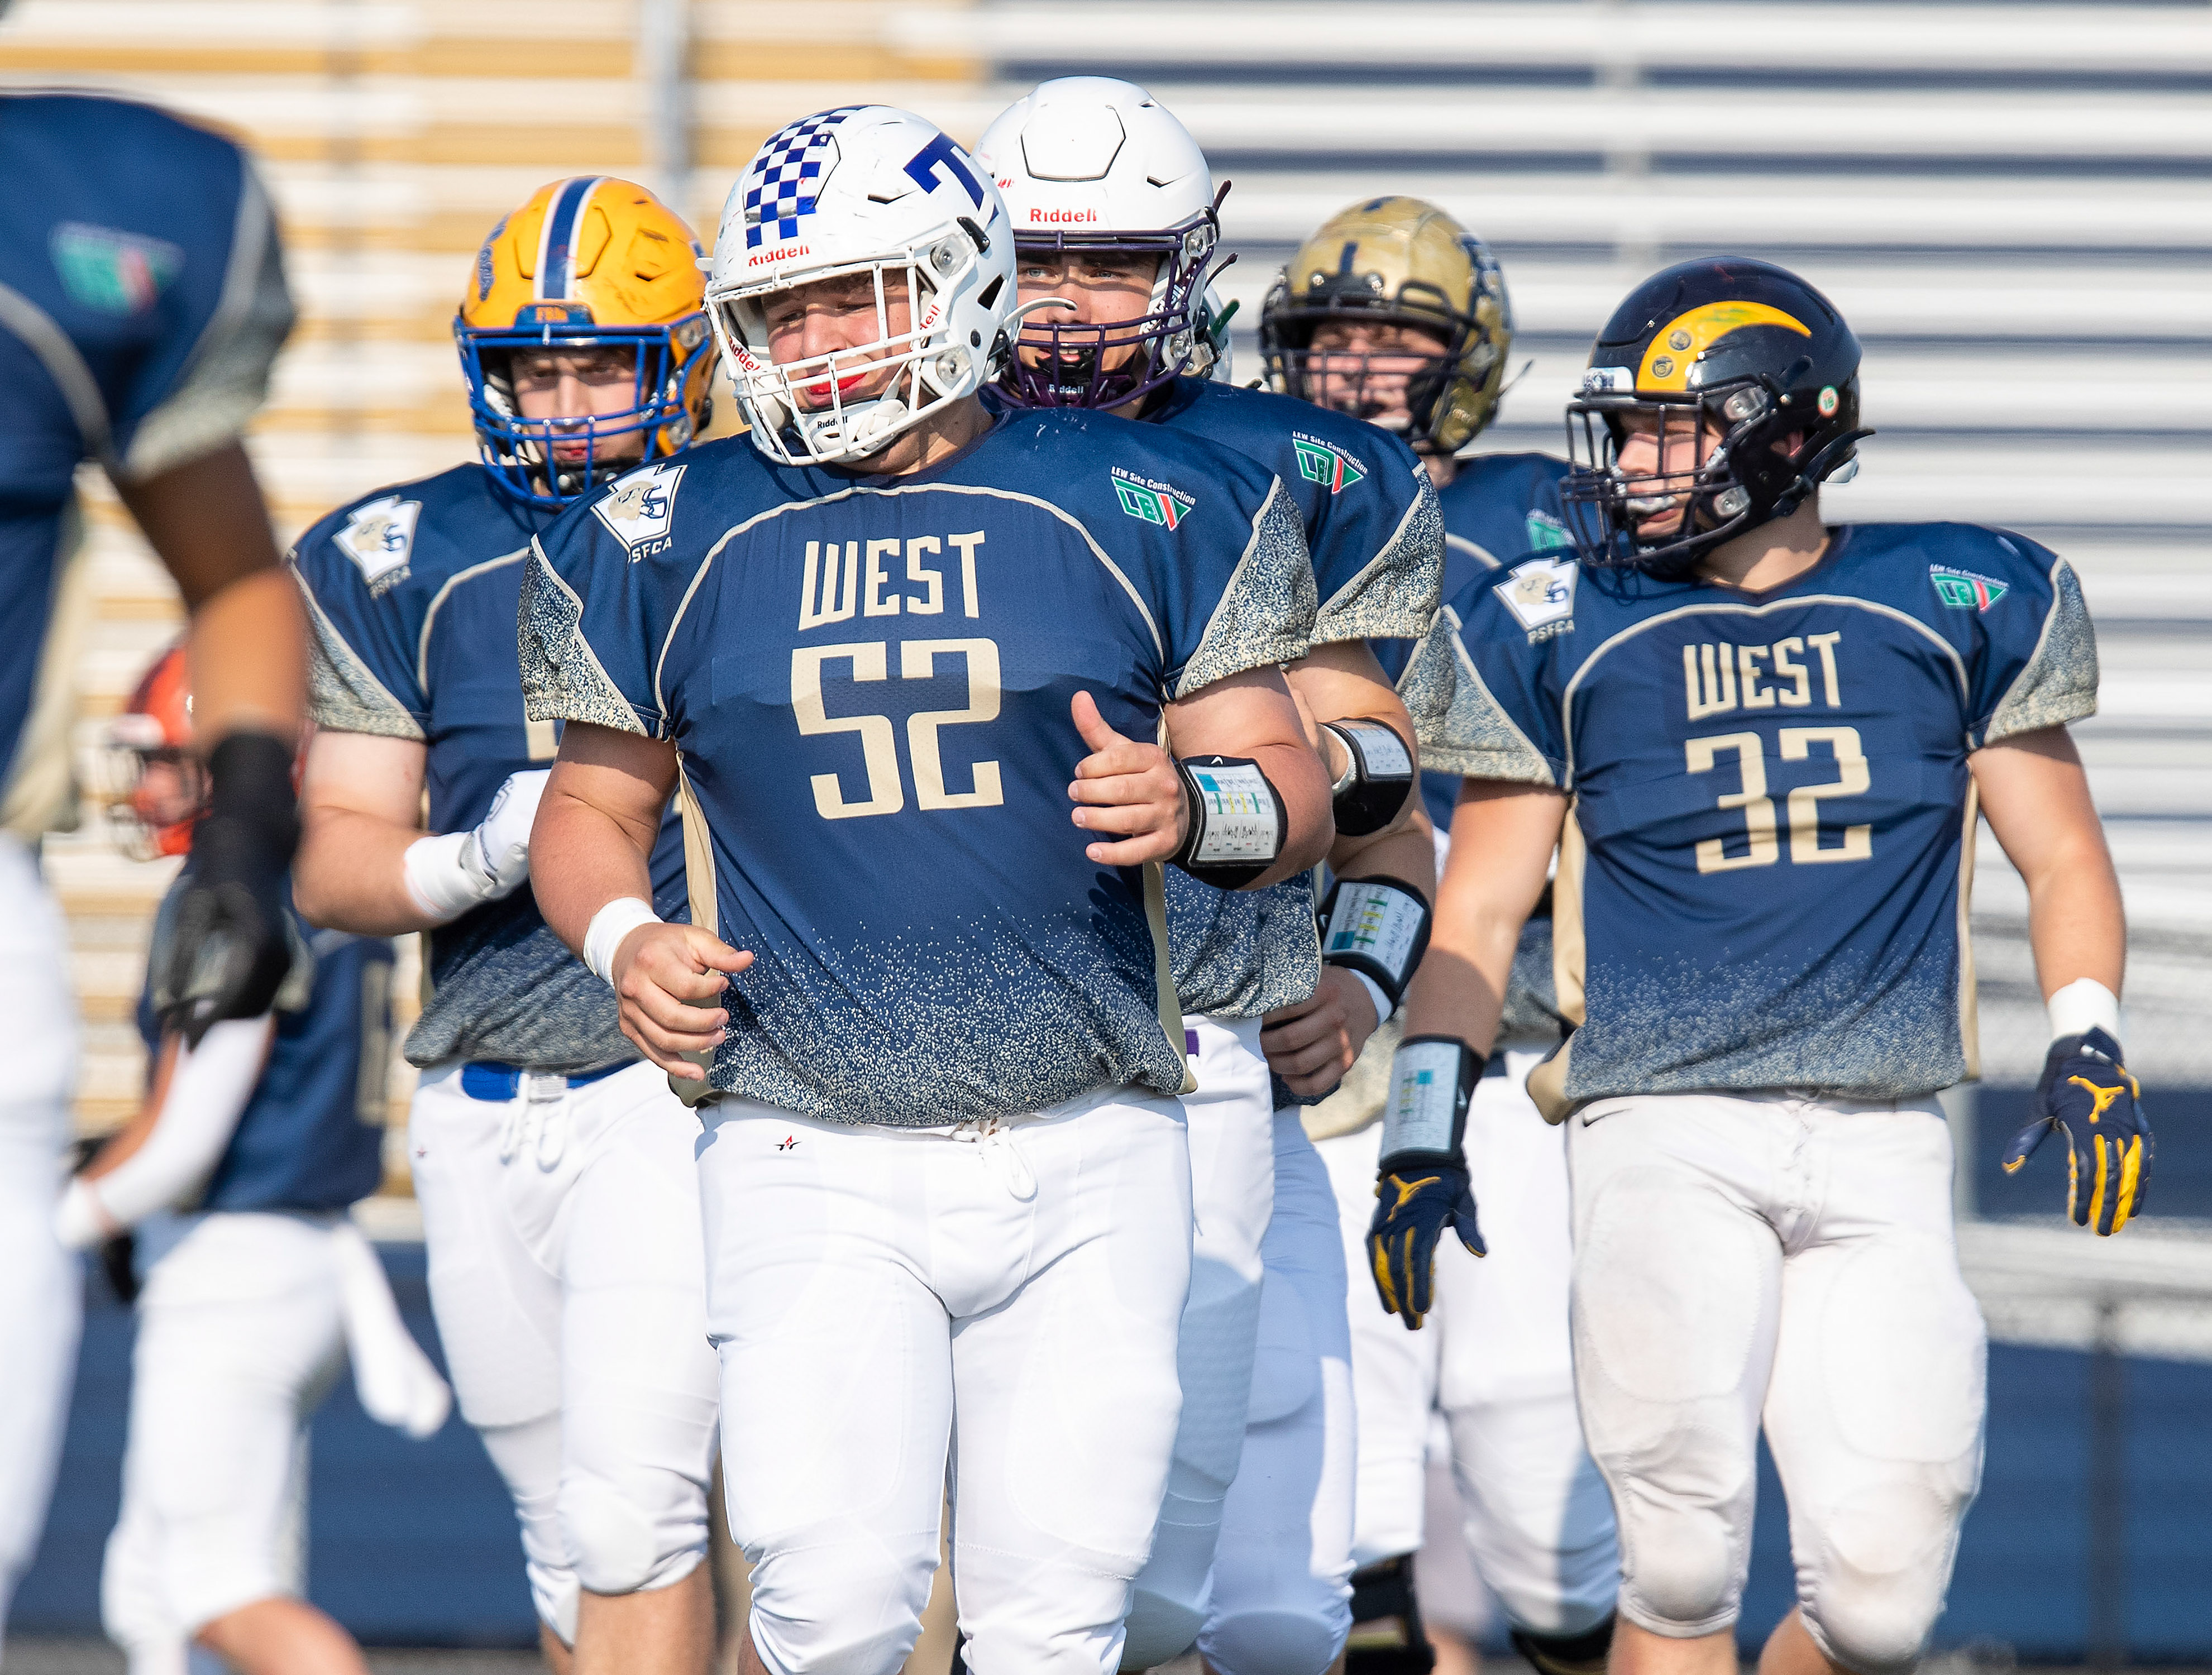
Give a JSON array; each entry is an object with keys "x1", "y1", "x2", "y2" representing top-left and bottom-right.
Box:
[{"x1": 791, "y1": 639, "x2": 1003, "y2": 819}]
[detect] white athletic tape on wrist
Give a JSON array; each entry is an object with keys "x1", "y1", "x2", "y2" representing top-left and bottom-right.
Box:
[
  {"x1": 1349, "y1": 969, "x2": 1394, "y2": 1027},
  {"x1": 1382, "y1": 1038, "x2": 1468, "y2": 1159},
  {"x1": 584, "y1": 897, "x2": 662, "y2": 987},
  {"x1": 403, "y1": 830, "x2": 491, "y2": 925},
  {"x1": 2047, "y1": 977, "x2": 2121, "y2": 1044},
  {"x1": 1322, "y1": 877, "x2": 1430, "y2": 1003}
]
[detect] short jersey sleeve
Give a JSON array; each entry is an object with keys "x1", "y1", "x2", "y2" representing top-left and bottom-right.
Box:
[
  {"x1": 1163, "y1": 473, "x2": 1315, "y2": 698},
  {"x1": 1416, "y1": 573, "x2": 1568, "y2": 787},
  {"x1": 1308, "y1": 446, "x2": 1443, "y2": 647},
  {"x1": 1973, "y1": 540, "x2": 2099, "y2": 745},
  {"x1": 291, "y1": 503, "x2": 430, "y2": 741},
  {"x1": 114, "y1": 157, "x2": 294, "y2": 483},
  {"x1": 519, "y1": 466, "x2": 686, "y2": 738}
]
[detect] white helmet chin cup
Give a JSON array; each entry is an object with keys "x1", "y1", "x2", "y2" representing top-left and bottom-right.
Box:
[
  {"x1": 706, "y1": 106, "x2": 1015, "y2": 466},
  {"x1": 974, "y1": 77, "x2": 1224, "y2": 409}
]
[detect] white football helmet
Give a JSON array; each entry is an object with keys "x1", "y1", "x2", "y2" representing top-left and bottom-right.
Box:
[
  {"x1": 974, "y1": 77, "x2": 1228, "y2": 408},
  {"x1": 706, "y1": 106, "x2": 1015, "y2": 466}
]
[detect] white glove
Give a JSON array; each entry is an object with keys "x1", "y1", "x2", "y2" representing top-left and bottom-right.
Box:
[
  {"x1": 402, "y1": 768, "x2": 551, "y2": 925},
  {"x1": 331, "y1": 1221, "x2": 452, "y2": 1439}
]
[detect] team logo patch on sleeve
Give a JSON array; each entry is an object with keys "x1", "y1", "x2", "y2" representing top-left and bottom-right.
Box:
[
  {"x1": 1111, "y1": 466, "x2": 1196, "y2": 530},
  {"x1": 1495, "y1": 556, "x2": 1578, "y2": 640},
  {"x1": 593, "y1": 462, "x2": 686, "y2": 560},
  {"x1": 1526, "y1": 510, "x2": 1573, "y2": 551},
  {"x1": 333, "y1": 495, "x2": 422, "y2": 593},
  {"x1": 1291, "y1": 433, "x2": 1368, "y2": 494},
  {"x1": 51, "y1": 223, "x2": 183, "y2": 317},
  {"x1": 1929, "y1": 564, "x2": 2009, "y2": 612}
]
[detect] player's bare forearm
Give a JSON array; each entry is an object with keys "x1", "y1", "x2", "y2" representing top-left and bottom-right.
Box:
[
  {"x1": 116, "y1": 442, "x2": 305, "y2": 743},
  {"x1": 1971, "y1": 726, "x2": 2125, "y2": 997},
  {"x1": 1332, "y1": 800, "x2": 1436, "y2": 894},
  {"x1": 530, "y1": 722, "x2": 677, "y2": 954},
  {"x1": 295, "y1": 732, "x2": 439, "y2": 934},
  {"x1": 1162, "y1": 667, "x2": 1334, "y2": 886},
  {"x1": 1400, "y1": 780, "x2": 1567, "y2": 1054}
]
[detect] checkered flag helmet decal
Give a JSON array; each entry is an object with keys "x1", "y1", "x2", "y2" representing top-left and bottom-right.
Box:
[{"x1": 743, "y1": 107, "x2": 862, "y2": 248}]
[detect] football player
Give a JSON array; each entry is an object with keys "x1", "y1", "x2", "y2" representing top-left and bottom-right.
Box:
[
  {"x1": 1394, "y1": 256, "x2": 2141, "y2": 1675},
  {"x1": 0, "y1": 89, "x2": 307, "y2": 1650},
  {"x1": 289, "y1": 180, "x2": 723, "y2": 1675},
  {"x1": 1264, "y1": 199, "x2": 1622, "y2": 1675},
  {"x1": 520, "y1": 107, "x2": 1332, "y2": 1675},
  {"x1": 974, "y1": 78, "x2": 1443, "y2": 1675},
  {"x1": 62, "y1": 648, "x2": 448, "y2": 1675}
]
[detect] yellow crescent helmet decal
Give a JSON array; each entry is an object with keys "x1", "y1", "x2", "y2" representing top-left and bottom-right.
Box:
[{"x1": 1637, "y1": 301, "x2": 1810, "y2": 392}]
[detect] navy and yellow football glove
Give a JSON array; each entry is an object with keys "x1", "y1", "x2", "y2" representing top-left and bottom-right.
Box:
[
  {"x1": 2003, "y1": 1027, "x2": 2152, "y2": 1236},
  {"x1": 1368, "y1": 1036, "x2": 1485, "y2": 1330}
]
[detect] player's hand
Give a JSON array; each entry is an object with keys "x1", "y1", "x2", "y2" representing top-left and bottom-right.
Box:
[
  {"x1": 611, "y1": 922, "x2": 753, "y2": 1080},
  {"x1": 1367, "y1": 1155, "x2": 1484, "y2": 1329},
  {"x1": 1262, "y1": 967, "x2": 1380, "y2": 1098},
  {"x1": 1068, "y1": 690, "x2": 1187, "y2": 866},
  {"x1": 2003, "y1": 1027, "x2": 2152, "y2": 1235},
  {"x1": 161, "y1": 733, "x2": 300, "y2": 1046},
  {"x1": 464, "y1": 768, "x2": 550, "y2": 901}
]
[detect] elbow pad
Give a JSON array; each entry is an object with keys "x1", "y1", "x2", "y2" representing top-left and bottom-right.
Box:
[
  {"x1": 1379, "y1": 1035, "x2": 1483, "y2": 1170},
  {"x1": 1320, "y1": 718, "x2": 1415, "y2": 836},
  {"x1": 1320, "y1": 875, "x2": 1432, "y2": 1015},
  {"x1": 1172, "y1": 755, "x2": 1286, "y2": 889}
]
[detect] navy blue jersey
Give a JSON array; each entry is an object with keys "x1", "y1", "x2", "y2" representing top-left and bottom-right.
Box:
[
  {"x1": 1429, "y1": 523, "x2": 2098, "y2": 1104},
  {"x1": 138, "y1": 875, "x2": 391, "y2": 1214},
  {"x1": 0, "y1": 93, "x2": 290, "y2": 786},
  {"x1": 1147, "y1": 378, "x2": 1442, "y2": 1016},
  {"x1": 522, "y1": 413, "x2": 1315, "y2": 1122},
  {"x1": 293, "y1": 464, "x2": 687, "y2": 1074},
  {"x1": 1378, "y1": 451, "x2": 1572, "y2": 833}
]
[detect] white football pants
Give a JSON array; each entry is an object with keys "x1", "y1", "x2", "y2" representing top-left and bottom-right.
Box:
[
  {"x1": 1568, "y1": 1093, "x2": 1985, "y2": 1673},
  {"x1": 409, "y1": 1060, "x2": 719, "y2": 1644},
  {"x1": 1319, "y1": 1050, "x2": 1619, "y2": 1637},
  {"x1": 100, "y1": 1211, "x2": 345, "y2": 1663},
  {"x1": 1198, "y1": 1110, "x2": 1356, "y2": 1675},
  {"x1": 1123, "y1": 1014, "x2": 1274, "y2": 1669},
  {"x1": 0, "y1": 832, "x2": 82, "y2": 1663},
  {"x1": 699, "y1": 1088, "x2": 1193, "y2": 1675}
]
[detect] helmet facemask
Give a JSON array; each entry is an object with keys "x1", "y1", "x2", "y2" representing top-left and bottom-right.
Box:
[
  {"x1": 1264, "y1": 275, "x2": 1499, "y2": 451},
  {"x1": 458, "y1": 308, "x2": 710, "y2": 507},
  {"x1": 711, "y1": 227, "x2": 997, "y2": 467},
  {"x1": 1564, "y1": 368, "x2": 1866, "y2": 574},
  {"x1": 1000, "y1": 197, "x2": 1225, "y2": 411}
]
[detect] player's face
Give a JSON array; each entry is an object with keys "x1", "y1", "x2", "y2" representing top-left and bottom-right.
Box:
[
  {"x1": 1013, "y1": 251, "x2": 1161, "y2": 375},
  {"x1": 761, "y1": 270, "x2": 914, "y2": 410},
  {"x1": 1304, "y1": 319, "x2": 1450, "y2": 432},
  {"x1": 509, "y1": 347, "x2": 647, "y2": 470},
  {"x1": 1610, "y1": 408, "x2": 1724, "y2": 538}
]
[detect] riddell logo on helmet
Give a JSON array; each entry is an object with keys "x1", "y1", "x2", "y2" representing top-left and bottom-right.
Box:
[
  {"x1": 1028, "y1": 208, "x2": 1098, "y2": 224},
  {"x1": 748, "y1": 243, "x2": 811, "y2": 267}
]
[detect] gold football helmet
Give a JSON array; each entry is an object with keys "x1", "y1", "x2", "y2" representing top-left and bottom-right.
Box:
[{"x1": 1260, "y1": 195, "x2": 1512, "y2": 454}]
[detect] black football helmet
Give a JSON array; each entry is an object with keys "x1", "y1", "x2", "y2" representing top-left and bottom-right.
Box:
[{"x1": 1561, "y1": 257, "x2": 1870, "y2": 572}]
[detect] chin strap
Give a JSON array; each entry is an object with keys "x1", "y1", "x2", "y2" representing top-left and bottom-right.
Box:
[{"x1": 1772, "y1": 425, "x2": 1876, "y2": 520}]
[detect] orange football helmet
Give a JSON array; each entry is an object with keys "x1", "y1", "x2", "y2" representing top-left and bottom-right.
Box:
[
  {"x1": 102, "y1": 644, "x2": 202, "y2": 859},
  {"x1": 457, "y1": 176, "x2": 716, "y2": 506}
]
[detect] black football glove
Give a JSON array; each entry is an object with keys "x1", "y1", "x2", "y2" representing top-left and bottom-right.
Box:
[
  {"x1": 2003, "y1": 1026, "x2": 2152, "y2": 1236},
  {"x1": 160, "y1": 733, "x2": 299, "y2": 1047},
  {"x1": 1368, "y1": 1154, "x2": 1485, "y2": 1329}
]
